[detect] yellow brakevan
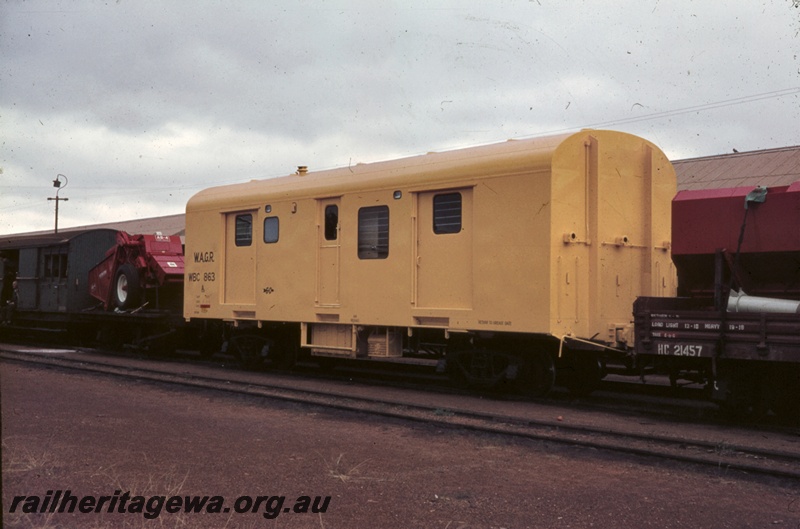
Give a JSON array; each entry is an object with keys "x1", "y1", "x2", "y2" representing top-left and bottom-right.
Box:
[{"x1": 184, "y1": 129, "x2": 676, "y2": 395}]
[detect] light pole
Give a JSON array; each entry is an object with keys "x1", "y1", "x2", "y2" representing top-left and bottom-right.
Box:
[{"x1": 48, "y1": 174, "x2": 69, "y2": 234}]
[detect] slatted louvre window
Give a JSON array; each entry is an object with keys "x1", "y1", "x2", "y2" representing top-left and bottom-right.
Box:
[
  {"x1": 433, "y1": 192, "x2": 462, "y2": 234},
  {"x1": 235, "y1": 214, "x2": 252, "y2": 246},
  {"x1": 358, "y1": 206, "x2": 389, "y2": 259}
]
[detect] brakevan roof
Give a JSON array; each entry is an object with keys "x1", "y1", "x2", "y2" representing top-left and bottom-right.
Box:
[{"x1": 673, "y1": 144, "x2": 800, "y2": 191}]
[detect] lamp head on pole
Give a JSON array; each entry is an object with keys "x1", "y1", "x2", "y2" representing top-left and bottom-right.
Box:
[
  {"x1": 53, "y1": 173, "x2": 68, "y2": 191},
  {"x1": 49, "y1": 174, "x2": 69, "y2": 233}
]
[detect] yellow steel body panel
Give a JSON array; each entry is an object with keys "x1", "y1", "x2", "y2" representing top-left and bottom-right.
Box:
[{"x1": 184, "y1": 130, "x2": 676, "y2": 346}]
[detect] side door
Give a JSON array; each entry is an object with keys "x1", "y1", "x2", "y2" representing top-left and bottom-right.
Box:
[
  {"x1": 39, "y1": 247, "x2": 68, "y2": 312},
  {"x1": 414, "y1": 188, "x2": 473, "y2": 309},
  {"x1": 316, "y1": 198, "x2": 341, "y2": 307},
  {"x1": 223, "y1": 210, "x2": 257, "y2": 305}
]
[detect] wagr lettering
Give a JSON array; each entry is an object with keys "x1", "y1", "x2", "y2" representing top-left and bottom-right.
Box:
[{"x1": 194, "y1": 251, "x2": 215, "y2": 263}]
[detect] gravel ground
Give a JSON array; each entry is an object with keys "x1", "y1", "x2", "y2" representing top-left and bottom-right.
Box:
[{"x1": 2, "y1": 361, "x2": 799, "y2": 529}]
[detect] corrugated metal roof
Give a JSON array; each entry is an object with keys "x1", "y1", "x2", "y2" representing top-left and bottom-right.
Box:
[
  {"x1": 0, "y1": 227, "x2": 120, "y2": 250},
  {"x1": 673, "y1": 145, "x2": 800, "y2": 191},
  {"x1": 1, "y1": 213, "x2": 185, "y2": 243},
  {"x1": 79, "y1": 213, "x2": 185, "y2": 237}
]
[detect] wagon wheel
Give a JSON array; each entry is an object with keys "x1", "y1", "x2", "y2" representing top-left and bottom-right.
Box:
[
  {"x1": 510, "y1": 350, "x2": 556, "y2": 397},
  {"x1": 230, "y1": 334, "x2": 269, "y2": 370},
  {"x1": 113, "y1": 263, "x2": 142, "y2": 310},
  {"x1": 765, "y1": 365, "x2": 800, "y2": 424},
  {"x1": 445, "y1": 351, "x2": 470, "y2": 389},
  {"x1": 771, "y1": 393, "x2": 800, "y2": 424},
  {"x1": 714, "y1": 362, "x2": 758, "y2": 418},
  {"x1": 558, "y1": 352, "x2": 603, "y2": 397},
  {"x1": 446, "y1": 350, "x2": 500, "y2": 390}
]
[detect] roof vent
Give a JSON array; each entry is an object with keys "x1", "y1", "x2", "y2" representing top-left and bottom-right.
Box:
[{"x1": 297, "y1": 165, "x2": 308, "y2": 176}]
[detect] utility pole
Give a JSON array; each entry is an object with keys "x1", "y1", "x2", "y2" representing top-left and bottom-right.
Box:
[{"x1": 48, "y1": 174, "x2": 69, "y2": 234}]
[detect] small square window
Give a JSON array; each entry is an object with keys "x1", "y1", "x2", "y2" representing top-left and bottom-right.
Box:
[
  {"x1": 263, "y1": 216, "x2": 279, "y2": 244},
  {"x1": 433, "y1": 193, "x2": 462, "y2": 234}
]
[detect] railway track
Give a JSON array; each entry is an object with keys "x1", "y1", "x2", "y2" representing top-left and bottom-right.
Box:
[
  {"x1": 2, "y1": 344, "x2": 799, "y2": 482},
  {"x1": 293, "y1": 359, "x2": 720, "y2": 421}
]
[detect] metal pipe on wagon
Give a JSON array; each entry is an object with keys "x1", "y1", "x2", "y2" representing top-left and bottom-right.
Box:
[{"x1": 727, "y1": 290, "x2": 800, "y2": 314}]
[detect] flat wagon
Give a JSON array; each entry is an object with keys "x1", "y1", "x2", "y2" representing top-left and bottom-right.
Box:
[
  {"x1": 0, "y1": 228, "x2": 187, "y2": 352},
  {"x1": 634, "y1": 181, "x2": 800, "y2": 417}
]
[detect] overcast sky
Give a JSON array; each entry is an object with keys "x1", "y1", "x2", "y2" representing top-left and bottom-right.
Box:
[{"x1": 1, "y1": 1, "x2": 798, "y2": 235}]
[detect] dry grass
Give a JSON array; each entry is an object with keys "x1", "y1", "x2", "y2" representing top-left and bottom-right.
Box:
[
  {"x1": 2, "y1": 442, "x2": 272, "y2": 529},
  {"x1": 2, "y1": 438, "x2": 58, "y2": 476},
  {"x1": 323, "y1": 452, "x2": 374, "y2": 483}
]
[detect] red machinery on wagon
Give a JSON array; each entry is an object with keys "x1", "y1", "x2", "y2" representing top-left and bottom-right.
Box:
[
  {"x1": 88, "y1": 231, "x2": 185, "y2": 311},
  {"x1": 634, "y1": 181, "x2": 800, "y2": 417}
]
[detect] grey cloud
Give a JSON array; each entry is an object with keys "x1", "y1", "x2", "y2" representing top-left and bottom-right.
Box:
[{"x1": 1, "y1": 1, "x2": 798, "y2": 234}]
